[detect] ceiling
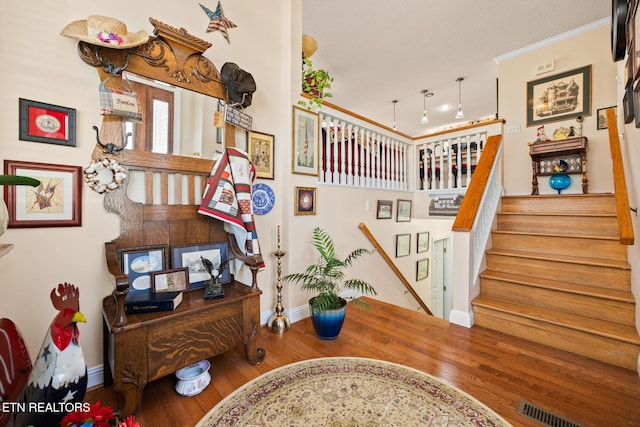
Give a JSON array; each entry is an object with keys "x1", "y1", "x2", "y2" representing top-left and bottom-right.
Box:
[{"x1": 302, "y1": 0, "x2": 611, "y2": 137}]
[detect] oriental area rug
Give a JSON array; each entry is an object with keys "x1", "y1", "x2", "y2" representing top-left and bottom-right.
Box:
[{"x1": 196, "y1": 357, "x2": 512, "y2": 426}]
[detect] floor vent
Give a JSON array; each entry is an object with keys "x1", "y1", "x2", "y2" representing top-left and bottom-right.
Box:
[{"x1": 516, "y1": 400, "x2": 584, "y2": 427}]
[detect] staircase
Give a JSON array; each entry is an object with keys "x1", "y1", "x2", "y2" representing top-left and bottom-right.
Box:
[{"x1": 471, "y1": 193, "x2": 640, "y2": 371}]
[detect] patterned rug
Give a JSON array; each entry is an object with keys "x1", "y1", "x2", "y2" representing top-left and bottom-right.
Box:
[{"x1": 196, "y1": 357, "x2": 512, "y2": 426}]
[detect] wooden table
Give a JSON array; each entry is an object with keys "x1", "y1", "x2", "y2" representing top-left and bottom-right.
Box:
[
  {"x1": 102, "y1": 282, "x2": 264, "y2": 416},
  {"x1": 528, "y1": 136, "x2": 588, "y2": 195}
]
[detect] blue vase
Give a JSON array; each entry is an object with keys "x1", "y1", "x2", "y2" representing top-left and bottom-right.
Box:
[
  {"x1": 549, "y1": 173, "x2": 571, "y2": 194},
  {"x1": 309, "y1": 297, "x2": 347, "y2": 340}
]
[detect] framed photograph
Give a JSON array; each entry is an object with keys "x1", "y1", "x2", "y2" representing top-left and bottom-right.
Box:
[
  {"x1": 417, "y1": 232, "x2": 430, "y2": 253},
  {"x1": 292, "y1": 106, "x2": 319, "y2": 175},
  {"x1": 19, "y1": 98, "x2": 76, "y2": 147},
  {"x1": 247, "y1": 130, "x2": 274, "y2": 179},
  {"x1": 597, "y1": 107, "x2": 616, "y2": 130},
  {"x1": 118, "y1": 245, "x2": 169, "y2": 295},
  {"x1": 294, "y1": 186, "x2": 316, "y2": 215},
  {"x1": 3, "y1": 160, "x2": 82, "y2": 228},
  {"x1": 396, "y1": 233, "x2": 411, "y2": 258},
  {"x1": 376, "y1": 200, "x2": 393, "y2": 219},
  {"x1": 396, "y1": 199, "x2": 412, "y2": 222},
  {"x1": 416, "y1": 258, "x2": 429, "y2": 281},
  {"x1": 526, "y1": 65, "x2": 592, "y2": 127},
  {"x1": 151, "y1": 267, "x2": 189, "y2": 293},
  {"x1": 172, "y1": 243, "x2": 231, "y2": 290},
  {"x1": 624, "y1": 85, "x2": 634, "y2": 124}
]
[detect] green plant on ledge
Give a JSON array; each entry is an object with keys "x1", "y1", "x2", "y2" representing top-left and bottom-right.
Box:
[
  {"x1": 299, "y1": 57, "x2": 333, "y2": 110},
  {"x1": 283, "y1": 227, "x2": 377, "y2": 313}
]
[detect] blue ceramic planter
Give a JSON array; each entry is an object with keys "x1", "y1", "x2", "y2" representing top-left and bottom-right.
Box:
[{"x1": 309, "y1": 297, "x2": 347, "y2": 340}]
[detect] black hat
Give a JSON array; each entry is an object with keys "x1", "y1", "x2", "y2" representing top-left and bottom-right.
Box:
[{"x1": 221, "y1": 62, "x2": 256, "y2": 109}]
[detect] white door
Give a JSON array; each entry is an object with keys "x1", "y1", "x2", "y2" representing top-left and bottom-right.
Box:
[{"x1": 432, "y1": 238, "x2": 452, "y2": 320}]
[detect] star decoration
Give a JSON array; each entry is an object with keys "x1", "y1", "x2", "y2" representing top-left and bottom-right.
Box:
[
  {"x1": 200, "y1": 2, "x2": 237, "y2": 44},
  {"x1": 41, "y1": 344, "x2": 51, "y2": 362}
]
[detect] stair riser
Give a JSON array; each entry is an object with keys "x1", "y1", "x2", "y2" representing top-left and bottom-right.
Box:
[
  {"x1": 486, "y1": 253, "x2": 630, "y2": 290},
  {"x1": 480, "y1": 277, "x2": 636, "y2": 325},
  {"x1": 473, "y1": 307, "x2": 640, "y2": 370},
  {"x1": 491, "y1": 233, "x2": 627, "y2": 261},
  {"x1": 497, "y1": 214, "x2": 619, "y2": 238},
  {"x1": 501, "y1": 196, "x2": 616, "y2": 215}
]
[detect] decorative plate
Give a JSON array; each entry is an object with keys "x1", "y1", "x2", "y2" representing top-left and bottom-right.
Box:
[{"x1": 252, "y1": 183, "x2": 275, "y2": 215}]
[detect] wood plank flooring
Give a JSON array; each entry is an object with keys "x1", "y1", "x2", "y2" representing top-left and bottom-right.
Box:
[{"x1": 86, "y1": 298, "x2": 640, "y2": 426}]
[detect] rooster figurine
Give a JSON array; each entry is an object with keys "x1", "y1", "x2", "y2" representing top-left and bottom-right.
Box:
[{"x1": 9, "y1": 283, "x2": 87, "y2": 427}]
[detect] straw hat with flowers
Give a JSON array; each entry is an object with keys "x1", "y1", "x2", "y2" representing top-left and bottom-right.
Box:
[{"x1": 60, "y1": 15, "x2": 149, "y2": 49}]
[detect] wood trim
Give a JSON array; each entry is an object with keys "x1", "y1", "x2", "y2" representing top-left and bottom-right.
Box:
[
  {"x1": 413, "y1": 118, "x2": 505, "y2": 139},
  {"x1": 606, "y1": 108, "x2": 634, "y2": 245},
  {"x1": 452, "y1": 134, "x2": 502, "y2": 231},
  {"x1": 358, "y1": 222, "x2": 433, "y2": 316}
]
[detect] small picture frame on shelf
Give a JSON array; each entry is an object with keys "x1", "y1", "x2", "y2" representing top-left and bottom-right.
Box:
[
  {"x1": 151, "y1": 267, "x2": 189, "y2": 293},
  {"x1": 118, "y1": 245, "x2": 169, "y2": 295},
  {"x1": 396, "y1": 233, "x2": 411, "y2": 258},
  {"x1": 376, "y1": 200, "x2": 393, "y2": 219},
  {"x1": 397, "y1": 199, "x2": 412, "y2": 222},
  {"x1": 19, "y1": 98, "x2": 76, "y2": 147}
]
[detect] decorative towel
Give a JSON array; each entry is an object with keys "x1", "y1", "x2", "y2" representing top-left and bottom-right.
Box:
[{"x1": 198, "y1": 148, "x2": 262, "y2": 269}]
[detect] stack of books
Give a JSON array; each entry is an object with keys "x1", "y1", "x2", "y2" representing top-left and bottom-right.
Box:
[{"x1": 125, "y1": 291, "x2": 183, "y2": 314}]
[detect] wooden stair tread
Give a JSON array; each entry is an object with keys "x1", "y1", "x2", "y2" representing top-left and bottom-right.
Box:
[
  {"x1": 498, "y1": 211, "x2": 616, "y2": 218},
  {"x1": 472, "y1": 295, "x2": 640, "y2": 345},
  {"x1": 492, "y1": 229, "x2": 620, "y2": 241},
  {"x1": 479, "y1": 270, "x2": 635, "y2": 302},
  {"x1": 486, "y1": 248, "x2": 631, "y2": 269}
]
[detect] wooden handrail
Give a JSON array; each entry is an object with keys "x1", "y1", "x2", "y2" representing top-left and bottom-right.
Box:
[
  {"x1": 452, "y1": 134, "x2": 503, "y2": 231},
  {"x1": 358, "y1": 223, "x2": 433, "y2": 315},
  {"x1": 606, "y1": 108, "x2": 634, "y2": 245}
]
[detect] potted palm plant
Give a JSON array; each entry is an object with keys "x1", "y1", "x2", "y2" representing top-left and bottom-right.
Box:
[
  {"x1": 283, "y1": 227, "x2": 377, "y2": 340},
  {"x1": 299, "y1": 57, "x2": 333, "y2": 110}
]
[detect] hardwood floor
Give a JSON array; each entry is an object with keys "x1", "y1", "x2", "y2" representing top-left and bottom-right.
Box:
[{"x1": 86, "y1": 298, "x2": 640, "y2": 426}]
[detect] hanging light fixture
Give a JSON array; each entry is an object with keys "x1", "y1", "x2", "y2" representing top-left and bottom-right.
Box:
[
  {"x1": 455, "y1": 77, "x2": 465, "y2": 119},
  {"x1": 420, "y1": 89, "x2": 434, "y2": 124},
  {"x1": 392, "y1": 100, "x2": 398, "y2": 130}
]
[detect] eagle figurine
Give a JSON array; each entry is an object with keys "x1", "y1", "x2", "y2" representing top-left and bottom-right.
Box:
[{"x1": 9, "y1": 283, "x2": 87, "y2": 427}]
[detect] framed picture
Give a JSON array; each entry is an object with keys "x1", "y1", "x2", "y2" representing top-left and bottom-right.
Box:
[
  {"x1": 172, "y1": 243, "x2": 231, "y2": 290},
  {"x1": 3, "y1": 160, "x2": 82, "y2": 228},
  {"x1": 417, "y1": 232, "x2": 430, "y2": 253},
  {"x1": 396, "y1": 233, "x2": 411, "y2": 258},
  {"x1": 416, "y1": 258, "x2": 429, "y2": 281},
  {"x1": 396, "y1": 199, "x2": 412, "y2": 222},
  {"x1": 526, "y1": 65, "x2": 592, "y2": 127},
  {"x1": 294, "y1": 186, "x2": 316, "y2": 215},
  {"x1": 634, "y1": 81, "x2": 640, "y2": 128},
  {"x1": 292, "y1": 106, "x2": 319, "y2": 175},
  {"x1": 634, "y1": 2, "x2": 640, "y2": 80},
  {"x1": 19, "y1": 98, "x2": 76, "y2": 147},
  {"x1": 118, "y1": 245, "x2": 169, "y2": 295},
  {"x1": 151, "y1": 267, "x2": 189, "y2": 293},
  {"x1": 597, "y1": 107, "x2": 616, "y2": 130},
  {"x1": 247, "y1": 130, "x2": 274, "y2": 179},
  {"x1": 624, "y1": 85, "x2": 634, "y2": 124},
  {"x1": 376, "y1": 200, "x2": 393, "y2": 219}
]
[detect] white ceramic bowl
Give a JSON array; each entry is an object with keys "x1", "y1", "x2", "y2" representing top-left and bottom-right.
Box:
[{"x1": 175, "y1": 360, "x2": 211, "y2": 396}]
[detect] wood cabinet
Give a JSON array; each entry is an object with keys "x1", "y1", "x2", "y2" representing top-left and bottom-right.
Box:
[{"x1": 528, "y1": 136, "x2": 588, "y2": 195}]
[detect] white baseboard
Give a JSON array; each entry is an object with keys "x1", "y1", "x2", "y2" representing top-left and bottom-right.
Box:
[
  {"x1": 87, "y1": 365, "x2": 103, "y2": 389},
  {"x1": 449, "y1": 309, "x2": 474, "y2": 328}
]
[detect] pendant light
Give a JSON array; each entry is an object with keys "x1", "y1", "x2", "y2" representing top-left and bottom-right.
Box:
[
  {"x1": 420, "y1": 89, "x2": 434, "y2": 124},
  {"x1": 392, "y1": 99, "x2": 398, "y2": 130},
  {"x1": 455, "y1": 77, "x2": 465, "y2": 119}
]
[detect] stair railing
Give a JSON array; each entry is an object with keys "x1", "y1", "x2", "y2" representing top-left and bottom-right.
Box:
[
  {"x1": 358, "y1": 222, "x2": 433, "y2": 315},
  {"x1": 605, "y1": 108, "x2": 635, "y2": 245}
]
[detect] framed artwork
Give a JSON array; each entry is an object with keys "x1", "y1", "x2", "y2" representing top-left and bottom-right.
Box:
[
  {"x1": 625, "y1": 54, "x2": 634, "y2": 89},
  {"x1": 597, "y1": 107, "x2": 616, "y2": 130},
  {"x1": 172, "y1": 243, "x2": 231, "y2": 290},
  {"x1": 417, "y1": 232, "x2": 430, "y2": 253},
  {"x1": 3, "y1": 160, "x2": 82, "y2": 228},
  {"x1": 292, "y1": 106, "x2": 319, "y2": 175},
  {"x1": 294, "y1": 186, "x2": 316, "y2": 215},
  {"x1": 624, "y1": 85, "x2": 634, "y2": 124},
  {"x1": 376, "y1": 200, "x2": 393, "y2": 219},
  {"x1": 247, "y1": 130, "x2": 274, "y2": 179},
  {"x1": 151, "y1": 267, "x2": 189, "y2": 293},
  {"x1": 395, "y1": 233, "x2": 411, "y2": 258},
  {"x1": 416, "y1": 258, "x2": 429, "y2": 281},
  {"x1": 19, "y1": 98, "x2": 76, "y2": 147},
  {"x1": 635, "y1": 2, "x2": 640, "y2": 80},
  {"x1": 396, "y1": 199, "x2": 412, "y2": 222},
  {"x1": 118, "y1": 245, "x2": 168, "y2": 295},
  {"x1": 634, "y1": 81, "x2": 640, "y2": 128},
  {"x1": 526, "y1": 65, "x2": 592, "y2": 126}
]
